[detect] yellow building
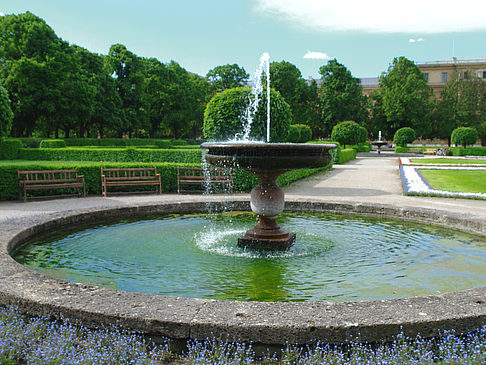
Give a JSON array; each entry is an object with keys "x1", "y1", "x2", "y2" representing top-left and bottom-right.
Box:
[{"x1": 360, "y1": 57, "x2": 486, "y2": 97}]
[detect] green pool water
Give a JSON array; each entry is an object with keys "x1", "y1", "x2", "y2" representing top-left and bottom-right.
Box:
[{"x1": 13, "y1": 212, "x2": 486, "y2": 302}]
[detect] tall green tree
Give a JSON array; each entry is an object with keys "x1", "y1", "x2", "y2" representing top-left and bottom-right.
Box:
[
  {"x1": 318, "y1": 59, "x2": 364, "y2": 137},
  {"x1": 141, "y1": 57, "x2": 171, "y2": 138},
  {"x1": 437, "y1": 72, "x2": 486, "y2": 145},
  {"x1": 0, "y1": 85, "x2": 13, "y2": 136},
  {"x1": 107, "y1": 44, "x2": 146, "y2": 137},
  {"x1": 206, "y1": 64, "x2": 249, "y2": 91},
  {"x1": 378, "y1": 57, "x2": 433, "y2": 137},
  {"x1": 270, "y1": 60, "x2": 319, "y2": 133},
  {"x1": 0, "y1": 12, "x2": 62, "y2": 136}
]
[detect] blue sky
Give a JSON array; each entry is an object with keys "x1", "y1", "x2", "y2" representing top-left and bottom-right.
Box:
[{"x1": 2, "y1": 0, "x2": 486, "y2": 79}]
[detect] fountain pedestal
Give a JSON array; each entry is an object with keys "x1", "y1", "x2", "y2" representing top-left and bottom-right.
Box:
[
  {"x1": 238, "y1": 169, "x2": 295, "y2": 249},
  {"x1": 201, "y1": 142, "x2": 336, "y2": 250}
]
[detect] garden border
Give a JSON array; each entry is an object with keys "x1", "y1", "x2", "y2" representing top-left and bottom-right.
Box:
[{"x1": 1, "y1": 199, "x2": 485, "y2": 347}]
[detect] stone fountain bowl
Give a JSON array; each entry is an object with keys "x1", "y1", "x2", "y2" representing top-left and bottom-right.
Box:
[{"x1": 201, "y1": 142, "x2": 337, "y2": 170}]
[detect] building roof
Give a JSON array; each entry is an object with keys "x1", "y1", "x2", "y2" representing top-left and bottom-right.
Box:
[
  {"x1": 360, "y1": 77, "x2": 379, "y2": 87},
  {"x1": 417, "y1": 57, "x2": 486, "y2": 67}
]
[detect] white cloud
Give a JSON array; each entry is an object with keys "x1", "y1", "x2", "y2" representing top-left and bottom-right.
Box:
[
  {"x1": 255, "y1": 0, "x2": 486, "y2": 33},
  {"x1": 303, "y1": 51, "x2": 331, "y2": 60},
  {"x1": 409, "y1": 38, "x2": 424, "y2": 43}
]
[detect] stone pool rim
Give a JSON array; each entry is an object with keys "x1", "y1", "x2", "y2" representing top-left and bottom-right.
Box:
[{"x1": 1, "y1": 198, "x2": 486, "y2": 346}]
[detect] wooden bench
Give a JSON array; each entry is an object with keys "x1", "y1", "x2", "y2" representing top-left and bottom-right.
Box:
[
  {"x1": 423, "y1": 148, "x2": 438, "y2": 155},
  {"x1": 101, "y1": 167, "x2": 161, "y2": 197},
  {"x1": 18, "y1": 169, "x2": 86, "y2": 202},
  {"x1": 177, "y1": 167, "x2": 233, "y2": 193}
]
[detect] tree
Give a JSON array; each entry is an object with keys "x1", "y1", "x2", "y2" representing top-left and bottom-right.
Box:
[
  {"x1": 437, "y1": 72, "x2": 486, "y2": 145},
  {"x1": 318, "y1": 59, "x2": 365, "y2": 136},
  {"x1": 379, "y1": 57, "x2": 433, "y2": 137},
  {"x1": 107, "y1": 44, "x2": 146, "y2": 137},
  {"x1": 451, "y1": 126, "x2": 479, "y2": 148},
  {"x1": 206, "y1": 64, "x2": 249, "y2": 91},
  {"x1": 270, "y1": 60, "x2": 319, "y2": 133},
  {"x1": 141, "y1": 57, "x2": 171, "y2": 138},
  {"x1": 163, "y1": 61, "x2": 206, "y2": 139},
  {"x1": 331, "y1": 121, "x2": 362, "y2": 148},
  {"x1": 0, "y1": 85, "x2": 13, "y2": 136},
  {"x1": 0, "y1": 12, "x2": 63, "y2": 136},
  {"x1": 203, "y1": 87, "x2": 291, "y2": 142}
]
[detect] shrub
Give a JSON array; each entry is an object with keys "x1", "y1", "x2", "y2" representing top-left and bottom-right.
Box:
[
  {"x1": 39, "y1": 139, "x2": 66, "y2": 148},
  {"x1": 393, "y1": 127, "x2": 416, "y2": 147},
  {"x1": 0, "y1": 160, "x2": 330, "y2": 200},
  {"x1": 63, "y1": 138, "x2": 173, "y2": 149},
  {"x1": 331, "y1": 121, "x2": 362, "y2": 148},
  {"x1": 0, "y1": 138, "x2": 22, "y2": 159},
  {"x1": 203, "y1": 87, "x2": 292, "y2": 142},
  {"x1": 358, "y1": 126, "x2": 368, "y2": 143},
  {"x1": 337, "y1": 148, "x2": 357, "y2": 163},
  {"x1": 451, "y1": 126, "x2": 479, "y2": 148},
  {"x1": 449, "y1": 146, "x2": 486, "y2": 156},
  {"x1": 19, "y1": 148, "x2": 202, "y2": 164},
  {"x1": 286, "y1": 125, "x2": 300, "y2": 143}
]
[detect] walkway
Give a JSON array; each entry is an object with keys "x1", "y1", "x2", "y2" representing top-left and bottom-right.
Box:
[
  {"x1": 2, "y1": 155, "x2": 486, "y2": 222},
  {"x1": 284, "y1": 155, "x2": 486, "y2": 218}
]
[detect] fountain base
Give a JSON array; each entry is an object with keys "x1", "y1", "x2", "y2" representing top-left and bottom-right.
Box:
[{"x1": 238, "y1": 216, "x2": 296, "y2": 250}]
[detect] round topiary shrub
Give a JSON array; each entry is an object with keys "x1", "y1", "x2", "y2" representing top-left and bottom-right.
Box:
[
  {"x1": 286, "y1": 124, "x2": 312, "y2": 143},
  {"x1": 297, "y1": 124, "x2": 312, "y2": 142},
  {"x1": 358, "y1": 126, "x2": 368, "y2": 143},
  {"x1": 203, "y1": 87, "x2": 292, "y2": 142},
  {"x1": 331, "y1": 121, "x2": 362, "y2": 148},
  {"x1": 393, "y1": 127, "x2": 416, "y2": 147},
  {"x1": 39, "y1": 139, "x2": 67, "y2": 148},
  {"x1": 451, "y1": 126, "x2": 479, "y2": 148}
]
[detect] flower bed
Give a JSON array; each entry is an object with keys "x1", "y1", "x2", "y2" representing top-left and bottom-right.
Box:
[{"x1": 399, "y1": 157, "x2": 486, "y2": 199}]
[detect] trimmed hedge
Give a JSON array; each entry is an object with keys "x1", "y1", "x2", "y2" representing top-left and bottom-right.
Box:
[
  {"x1": 63, "y1": 138, "x2": 173, "y2": 148},
  {"x1": 0, "y1": 160, "x2": 331, "y2": 200},
  {"x1": 18, "y1": 148, "x2": 203, "y2": 164},
  {"x1": 39, "y1": 139, "x2": 66, "y2": 148},
  {"x1": 0, "y1": 138, "x2": 22, "y2": 159},
  {"x1": 0, "y1": 161, "x2": 199, "y2": 200},
  {"x1": 449, "y1": 147, "x2": 486, "y2": 156},
  {"x1": 337, "y1": 148, "x2": 357, "y2": 164}
]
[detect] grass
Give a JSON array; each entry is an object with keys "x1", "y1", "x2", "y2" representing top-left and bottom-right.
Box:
[
  {"x1": 418, "y1": 169, "x2": 486, "y2": 194},
  {"x1": 1, "y1": 305, "x2": 486, "y2": 364},
  {"x1": 411, "y1": 158, "x2": 486, "y2": 165}
]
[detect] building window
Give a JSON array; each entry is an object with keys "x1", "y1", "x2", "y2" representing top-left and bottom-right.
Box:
[
  {"x1": 483, "y1": 71, "x2": 486, "y2": 79},
  {"x1": 441, "y1": 72, "x2": 448, "y2": 83},
  {"x1": 424, "y1": 73, "x2": 429, "y2": 82}
]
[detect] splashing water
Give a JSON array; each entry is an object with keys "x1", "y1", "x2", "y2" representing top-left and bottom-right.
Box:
[{"x1": 236, "y1": 52, "x2": 271, "y2": 142}]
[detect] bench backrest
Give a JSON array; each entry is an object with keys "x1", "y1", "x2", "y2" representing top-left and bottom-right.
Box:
[
  {"x1": 177, "y1": 167, "x2": 232, "y2": 180},
  {"x1": 18, "y1": 169, "x2": 79, "y2": 184},
  {"x1": 101, "y1": 167, "x2": 158, "y2": 180}
]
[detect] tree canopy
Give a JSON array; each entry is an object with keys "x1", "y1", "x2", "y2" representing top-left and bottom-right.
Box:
[
  {"x1": 378, "y1": 57, "x2": 433, "y2": 138},
  {"x1": 0, "y1": 85, "x2": 13, "y2": 137},
  {"x1": 206, "y1": 64, "x2": 249, "y2": 91},
  {"x1": 318, "y1": 59, "x2": 365, "y2": 136}
]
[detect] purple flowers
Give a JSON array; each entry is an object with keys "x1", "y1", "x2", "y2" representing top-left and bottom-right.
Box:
[{"x1": 0, "y1": 305, "x2": 485, "y2": 363}]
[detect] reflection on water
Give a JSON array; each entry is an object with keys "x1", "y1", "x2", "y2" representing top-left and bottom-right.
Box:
[{"x1": 13, "y1": 212, "x2": 486, "y2": 302}]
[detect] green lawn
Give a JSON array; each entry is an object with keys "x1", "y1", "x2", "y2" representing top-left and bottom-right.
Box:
[
  {"x1": 411, "y1": 158, "x2": 486, "y2": 165},
  {"x1": 418, "y1": 169, "x2": 486, "y2": 194}
]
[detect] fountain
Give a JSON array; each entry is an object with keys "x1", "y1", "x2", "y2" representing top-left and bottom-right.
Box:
[
  {"x1": 202, "y1": 53, "x2": 336, "y2": 249},
  {"x1": 371, "y1": 130, "x2": 387, "y2": 155}
]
